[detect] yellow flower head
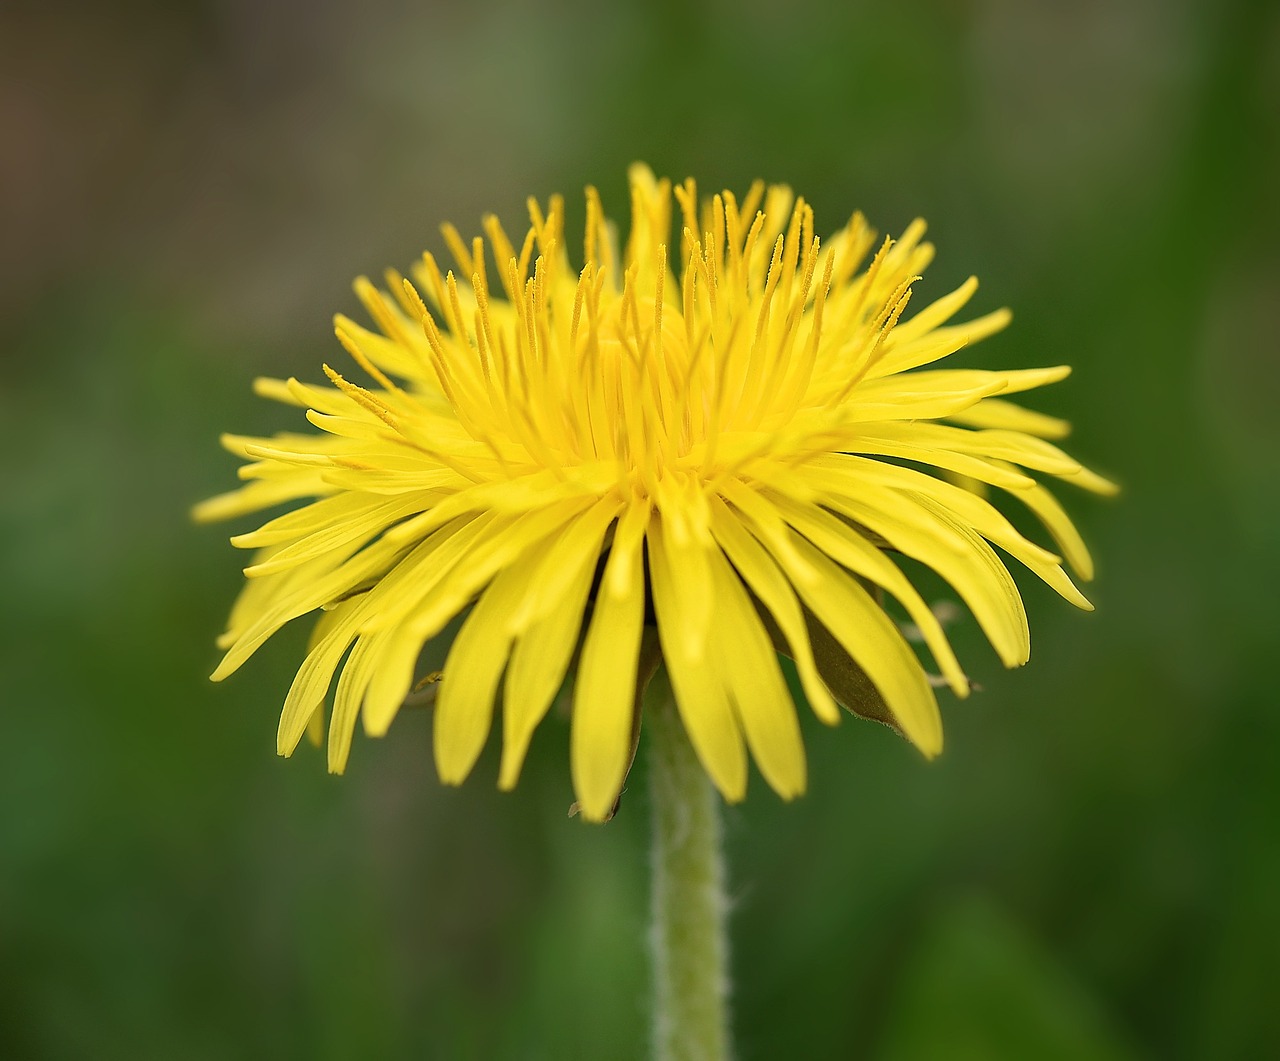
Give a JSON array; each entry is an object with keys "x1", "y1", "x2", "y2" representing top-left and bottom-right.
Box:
[{"x1": 198, "y1": 164, "x2": 1114, "y2": 822}]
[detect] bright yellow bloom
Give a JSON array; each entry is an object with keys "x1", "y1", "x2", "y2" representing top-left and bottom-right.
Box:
[{"x1": 198, "y1": 164, "x2": 1114, "y2": 822}]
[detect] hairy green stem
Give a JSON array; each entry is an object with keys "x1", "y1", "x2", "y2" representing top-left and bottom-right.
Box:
[{"x1": 648, "y1": 673, "x2": 731, "y2": 1061}]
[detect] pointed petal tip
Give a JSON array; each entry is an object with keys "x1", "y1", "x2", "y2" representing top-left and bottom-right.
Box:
[
  {"x1": 627, "y1": 161, "x2": 657, "y2": 185},
  {"x1": 1066, "y1": 546, "x2": 1098, "y2": 584},
  {"x1": 993, "y1": 633, "x2": 1032, "y2": 668},
  {"x1": 778, "y1": 776, "x2": 808, "y2": 801},
  {"x1": 362, "y1": 716, "x2": 393, "y2": 739},
  {"x1": 576, "y1": 796, "x2": 616, "y2": 824},
  {"x1": 497, "y1": 745, "x2": 527, "y2": 792},
  {"x1": 435, "y1": 714, "x2": 491, "y2": 788},
  {"x1": 1074, "y1": 469, "x2": 1121, "y2": 497},
  {"x1": 1057, "y1": 577, "x2": 1094, "y2": 611},
  {"x1": 913, "y1": 726, "x2": 944, "y2": 759}
]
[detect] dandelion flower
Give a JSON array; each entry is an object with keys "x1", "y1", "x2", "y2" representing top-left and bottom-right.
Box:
[{"x1": 197, "y1": 164, "x2": 1115, "y2": 822}]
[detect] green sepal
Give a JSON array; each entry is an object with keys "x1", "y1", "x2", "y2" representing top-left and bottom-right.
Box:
[{"x1": 754, "y1": 599, "x2": 903, "y2": 737}]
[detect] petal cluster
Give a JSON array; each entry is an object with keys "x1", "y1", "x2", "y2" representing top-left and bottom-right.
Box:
[{"x1": 198, "y1": 165, "x2": 1114, "y2": 821}]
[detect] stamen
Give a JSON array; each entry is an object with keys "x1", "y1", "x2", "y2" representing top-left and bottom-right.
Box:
[
  {"x1": 483, "y1": 215, "x2": 520, "y2": 299},
  {"x1": 441, "y1": 223, "x2": 473, "y2": 277}
]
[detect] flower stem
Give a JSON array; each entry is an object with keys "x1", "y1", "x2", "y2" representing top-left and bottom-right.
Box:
[{"x1": 648, "y1": 671, "x2": 731, "y2": 1061}]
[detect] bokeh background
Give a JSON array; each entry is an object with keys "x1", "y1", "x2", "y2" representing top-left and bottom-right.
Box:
[{"x1": 3, "y1": 0, "x2": 1277, "y2": 1057}]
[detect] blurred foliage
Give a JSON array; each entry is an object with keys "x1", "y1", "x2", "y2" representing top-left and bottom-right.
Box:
[{"x1": 2, "y1": 0, "x2": 1277, "y2": 1057}]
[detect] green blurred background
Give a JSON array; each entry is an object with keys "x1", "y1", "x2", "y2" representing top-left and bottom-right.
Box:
[{"x1": 3, "y1": 0, "x2": 1277, "y2": 1057}]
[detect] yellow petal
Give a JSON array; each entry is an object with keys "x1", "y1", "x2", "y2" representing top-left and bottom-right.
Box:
[
  {"x1": 707, "y1": 496, "x2": 838, "y2": 724},
  {"x1": 948, "y1": 397, "x2": 1071, "y2": 440},
  {"x1": 848, "y1": 430, "x2": 1036, "y2": 492},
  {"x1": 407, "y1": 498, "x2": 594, "y2": 642},
  {"x1": 333, "y1": 312, "x2": 432, "y2": 383},
  {"x1": 191, "y1": 474, "x2": 333, "y2": 524},
  {"x1": 242, "y1": 495, "x2": 429, "y2": 577},
  {"x1": 277, "y1": 598, "x2": 365, "y2": 756},
  {"x1": 497, "y1": 500, "x2": 630, "y2": 790},
  {"x1": 434, "y1": 554, "x2": 537, "y2": 786},
  {"x1": 706, "y1": 548, "x2": 807, "y2": 799},
  {"x1": 884, "y1": 276, "x2": 979, "y2": 346},
  {"x1": 764, "y1": 530, "x2": 943, "y2": 757},
  {"x1": 359, "y1": 515, "x2": 498, "y2": 737},
  {"x1": 328, "y1": 634, "x2": 378, "y2": 772},
  {"x1": 648, "y1": 513, "x2": 747, "y2": 802},
  {"x1": 999, "y1": 467, "x2": 1094, "y2": 579},
  {"x1": 230, "y1": 491, "x2": 382, "y2": 549},
  {"x1": 212, "y1": 532, "x2": 408, "y2": 682},
  {"x1": 821, "y1": 486, "x2": 1031, "y2": 667},
  {"x1": 570, "y1": 502, "x2": 650, "y2": 821},
  {"x1": 765, "y1": 491, "x2": 969, "y2": 698},
  {"x1": 506, "y1": 496, "x2": 623, "y2": 635},
  {"x1": 871, "y1": 307, "x2": 1013, "y2": 378},
  {"x1": 653, "y1": 479, "x2": 713, "y2": 659},
  {"x1": 861, "y1": 366, "x2": 1070, "y2": 407}
]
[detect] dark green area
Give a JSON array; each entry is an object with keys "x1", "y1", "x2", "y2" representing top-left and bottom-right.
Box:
[{"x1": 2, "y1": 0, "x2": 1276, "y2": 1057}]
